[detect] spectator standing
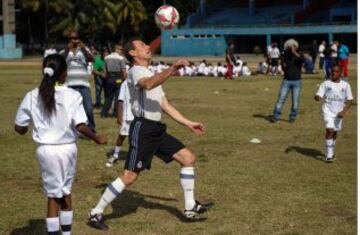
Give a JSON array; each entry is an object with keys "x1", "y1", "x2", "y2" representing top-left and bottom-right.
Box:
[
  {"x1": 269, "y1": 43, "x2": 281, "y2": 75},
  {"x1": 318, "y1": 41, "x2": 326, "y2": 70},
  {"x1": 330, "y1": 41, "x2": 339, "y2": 65},
  {"x1": 60, "y1": 31, "x2": 96, "y2": 132},
  {"x1": 101, "y1": 43, "x2": 127, "y2": 118},
  {"x1": 225, "y1": 42, "x2": 236, "y2": 80},
  {"x1": 271, "y1": 39, "x2": 304, "y2": 123},
  {"x1": 338, "y1": 42, "x2": 350, "y2": 80},
  {"x1": 92, "y1": 48, "x2": 109, "y2": 108},
  {"x1": 310, "y1": 40, "x2": 318, "y2": 72}
]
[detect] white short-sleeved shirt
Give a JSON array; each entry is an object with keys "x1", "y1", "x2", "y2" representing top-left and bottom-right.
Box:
[
  {"x1": 127, "y1": 65, "x2": 165, "y2": 122},
  {"x1": 15, "y1": 87, "x2": 88, "y2": 144},
  {"x1": 269, "y1": 47, "x2": 280, "y2": 58},
  {"x1": 316, "y1": 80, "x2": 353, "y2": 117},
  {"x1": 318, "y1": 44, "x2": 325, "y2": 58},
  {"x1": 118, "y1": 81, "x2": 134, "y2": 121}
]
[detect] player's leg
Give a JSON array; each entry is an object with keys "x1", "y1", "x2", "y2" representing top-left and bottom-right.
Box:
[
  {"x1": 272, "y1": 80, "x2": 291, "y2": 122},
  {"x1": 107, "y1": 134, "x2": 126, "y2": 167},
  {"x1": 325, "y1": 128, "x2": 335, "y2": 162},
  {"x1": 59, "y1": 195, "x2": 73, "y2": 235},
  {"x1": 289, "y1": 80, "x2": 302, "y2": 122},
  {"x1": 172, "y1": 148, "x2": 214, "y2": 218},
  {"x1": 47, "y1": 197, "x2": 61, "y2": 235}
]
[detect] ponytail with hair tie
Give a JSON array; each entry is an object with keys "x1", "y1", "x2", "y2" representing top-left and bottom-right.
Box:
[{"x1": 43, "y1": 67, "x2": 54, "y2": 77}]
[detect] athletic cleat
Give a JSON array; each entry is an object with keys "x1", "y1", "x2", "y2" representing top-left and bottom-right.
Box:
[
  {"x1": 326, "y1": 157, "x2": 335, "y2": 163},
  {"x1": 184, "y1": 200, "x2": 214, "y2": 219},
  {"x1": 106, "y1": 156, "x2": 119, "y2": 167},
  {"x1": 88, "y1": 211, "x2": 109, "y2": 230}
]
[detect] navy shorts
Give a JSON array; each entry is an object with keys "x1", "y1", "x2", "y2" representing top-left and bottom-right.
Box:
[{"x1": 124, "y1": 117, "x2": 185, "y2": 172}]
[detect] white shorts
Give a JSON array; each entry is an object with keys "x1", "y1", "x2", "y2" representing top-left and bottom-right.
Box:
[
  {"x1": 119, "y1": 120, "x2": 132, "y2": 136},
  {"x1": 323, "y1": 115, "x2": 343, "y2": 131},
  {"x1": 36, "y1": 143, "x2": 77, "y2": 198}
]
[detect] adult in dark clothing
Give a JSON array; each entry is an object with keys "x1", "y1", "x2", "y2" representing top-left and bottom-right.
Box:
[
  {"x1": 310, "y1": 40, "x2": 317, "y2": 71},
  {"x1": 323, "y1": 44, "x2": 333, "y2": 79},
  {"x1": 225, "y1": 42, "x2": 236, "y2": 80},
  {"x1": 271, "y1": 39, "x2": 304, "y2": 123},
  {"x1": 101, "y1": 43, "x2": 127, "y2": 118}
]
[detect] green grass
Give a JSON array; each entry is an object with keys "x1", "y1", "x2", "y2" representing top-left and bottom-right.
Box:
[{"x1": 0, "y1": 64, "x2": 357, "y2": 235}]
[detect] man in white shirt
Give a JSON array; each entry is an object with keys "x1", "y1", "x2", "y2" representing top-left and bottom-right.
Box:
[
  {"x1": 88, "y1": 39, "x2": 213, "y2": 230},
  {"x1": 315, "y1": 65, "x2": 353, "y2": 162},
  {"x1": 268, "y1": 43, "x2": 281, "y2": 75},
  {"x1": 318, "y1": 41, "x2": 326, "y2": 70}
]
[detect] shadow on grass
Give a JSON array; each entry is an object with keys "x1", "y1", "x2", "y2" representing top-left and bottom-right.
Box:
[
  {"x1": 98, "y1": 190, "x2": 207, "y2": 223},
  {"x1": 10, "y1": 219, "x2": 46, "y2": 235},
  {"x1": 285, "y1": 146, "x2": 325, "y2": 162},
  {"x1": 252, "y1": 114, "x2": 287, "y2": 123}
]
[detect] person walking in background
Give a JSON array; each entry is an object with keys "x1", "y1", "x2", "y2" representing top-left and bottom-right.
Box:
[
  {"x1": 60, "y1": 31, "x2": 96, "y2": 133},
  {"x1": 338, "y1": 42, "x2": 350, "y2": 80},
  {"x1": 268, "y1": 43, "x2": 281, "y2": 76},
  {"x1": 14, "y1": 54, "x2": 107, "y2": 235},
  {"x1": 271, "y1": 39, "x2": 304, "y2": 123},
  {"x1": 330, "y1": 41, "x2": 339, "y2": 65},
  {"x1": 318, "y1": 41, "x2": 326, "y2": 71},
  {"x1": 315, "y1": 65, "x2": 353, "y2": 162},
  {"x1": 323, "y1": 43, "x2": 333, "y2": 79},
  {"x1": 225, "y1": 42, "x2": 236, "y2": 80},
  {"x1": 101, "y1": 43, "x2": 127, "y2": 118},
  {"x1": 310, "y1": 40, "x2": 318, "y2": 72},
  {"x1": 92, "y1": 47, "x2": 109, "y2": 108}
]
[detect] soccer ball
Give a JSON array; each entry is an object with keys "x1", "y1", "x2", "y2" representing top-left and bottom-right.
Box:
[{"x1": 155, "y1": 5, "x2": 179, "y2": 30}]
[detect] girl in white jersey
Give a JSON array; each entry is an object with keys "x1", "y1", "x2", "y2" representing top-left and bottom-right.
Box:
[
  {"x1": 315, "y1": 65, "x2": 353, "y2": 162},
  {"x1": 14, "y1": 54, "x2": 108, "y2": 235}
]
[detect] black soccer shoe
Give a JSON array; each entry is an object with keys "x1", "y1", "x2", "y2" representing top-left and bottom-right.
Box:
[
  {"x1": 184, "y1": 200, "x2": 214, "y2": 218},
  {"x1": 88, "y1": 211, "x2": 109, "y2": 230}
]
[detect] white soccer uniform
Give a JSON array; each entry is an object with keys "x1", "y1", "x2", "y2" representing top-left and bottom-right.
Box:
[
  {"x1": 316, "y1": 80, "x2": 353, "y2": 131},
  {"x1": 15, "y1": 86, "x2": 88, "y2": 198},
  {"x1": 118, "y1": 81, "x2": 134, "y2": 135},
  {"x1": 128, "y1": 65, "x2": 165, "y2": 121},
  {"x1": 269, "y1": 47, "x2": 280, "y2": 59}
]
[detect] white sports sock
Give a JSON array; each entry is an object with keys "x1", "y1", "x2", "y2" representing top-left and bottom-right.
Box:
[
  {"x1": 180, "y1": 167, "x2": 196, "y2": 210},
  {"x1": 326, "y1": 139, "x2": 334, "y2": 158},
  {"x1": 113, "y1": 146, "x2": 121, "y2": 157},
  {"x1": 46, "y1": 217, "x2": 60, "y2": 233},
  {"x1": 92, "y1": 177, "x2": 125, "y2": 214},
  {"x1": 60, "y1": 210, "x2": 73, "y2": 235}
]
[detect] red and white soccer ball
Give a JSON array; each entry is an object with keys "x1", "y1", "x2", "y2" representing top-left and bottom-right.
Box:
[{"x1": 155, "y1": 5, "x2": 180, "y2": 30}]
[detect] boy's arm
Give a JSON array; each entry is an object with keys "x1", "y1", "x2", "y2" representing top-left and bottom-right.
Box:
[
  {"x1": 314, "y1": 95, "x2": 322, "y2": 101},
  {"x1": 161, "y1": 96, "x2": 205, "y2": 135},
  {"x1": 337, "y1": 100, "x2": 352, "y2": 118},
  {"x1": 117, "y1": 100, "x2": 124, "y2": 125},
  {"x1": 76, "y1": 123, "x2": 108, "y2": 144}
]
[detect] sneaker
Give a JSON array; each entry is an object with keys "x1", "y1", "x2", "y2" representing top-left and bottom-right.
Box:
[
  {"x1": 88, "y1": 211, "x2": 108, "y2": 230},
  {"x1": 270, "y1": 117, "x2": 279, "y2": 123},
  {"x1": 184, "y1": 201, "x2": 214, "y2": 219},
  {"x1": 106, "y1": 156, "x2": 119, "y2": 167},
  {"x1": 325, "y1": 157, "x2": 335, "y2": 163}
]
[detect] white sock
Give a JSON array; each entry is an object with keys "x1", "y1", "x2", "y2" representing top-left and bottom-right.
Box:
[
  {"x1": 91, "y1": 177, "x2": 125, "y2": 214},
  {"x1": 326, "y1": 139, "x2": 334, "y2": 158},
  {"x1": 180, "y1": 167, "x2": 196, "y2": 210},
  {"x1": 60, "y1": 210, "x2": 73, "y2": 235},
  {"x1": 113, "y1": 146, "x2": 121, "y2": 157},
  {"x1": 46, "y1": 217, "x2": 60, "y2": 233}
]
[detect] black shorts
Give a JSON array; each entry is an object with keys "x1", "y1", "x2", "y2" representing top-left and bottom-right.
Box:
[
  {"x1": 124, "y1": 117, "x2": 185, "y2": 172},
  {"x1": 271, "y1": 58, "x2": 279, "y2": 67}
]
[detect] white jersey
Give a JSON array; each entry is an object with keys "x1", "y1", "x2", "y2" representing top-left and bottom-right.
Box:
[
  {"x1": 15, "y1": 86, "x2": 88, "y2": 144},
  {"x1": 241, "y1": 66, "x2": 251, "y2": 76},
  {"x1": 127, "y1": 65, "x2": 165, "y2": 122},
  {"x1": 269, "y1": 47, "x2": 280, "y2": 58},
  {"x1": 318, "y1": 44, "x2": 325, "y2": 58},
  {"x1": 118, "y1": 81, "x2": 134, "y2": 121},
  {"x1": 316, "y1": 80, "x2": 353, "y2": 117}
]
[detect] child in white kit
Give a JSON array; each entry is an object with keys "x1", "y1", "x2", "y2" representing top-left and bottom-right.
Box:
[
  {"x1": 107, "y1": 79, "x2": 134, "y2": 167},
  {"x1": 315, "y1": 65, "x2": 353, "y2": 162},
  {"x1": 14, "y1": 54, "x2": 108, "y2": 235}
]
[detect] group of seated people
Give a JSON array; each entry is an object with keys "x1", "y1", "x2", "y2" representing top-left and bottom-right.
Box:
[{"x1": 148, "y1": 58, "x2": 253, "y2": 78}]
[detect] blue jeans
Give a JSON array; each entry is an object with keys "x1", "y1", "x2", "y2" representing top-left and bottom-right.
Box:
[
  {"x1": 324, "y1": 58, "x2": 332, "y2": 79},
  {"x1": 273, "y1": 79, "x2": 302, "y2": 121},
  {"x1": 69, "y1": 86, "x2": 96, "y2": 133}
]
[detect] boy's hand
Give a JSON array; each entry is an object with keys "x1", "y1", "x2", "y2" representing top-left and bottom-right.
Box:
[
  {"x1": 337, "y1": 111, "x2": 346, "y2": 119},
  {"x1": 187, "y1": 122, "x2": 206, "y2": 135}
]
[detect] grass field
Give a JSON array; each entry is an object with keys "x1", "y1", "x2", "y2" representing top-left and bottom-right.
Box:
[{"x1": 0, "y1": 63, "x2": 357, "y2": 235}]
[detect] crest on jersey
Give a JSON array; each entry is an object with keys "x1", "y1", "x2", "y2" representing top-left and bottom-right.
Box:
[{"x1": 137, "y1": 161, "x2": 143, "y2": 169}]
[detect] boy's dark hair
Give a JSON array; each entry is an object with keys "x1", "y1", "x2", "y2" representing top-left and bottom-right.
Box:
[
  {"x1": 123, "y1": 37, "x2": 142, "y2": 63},
  {"x1": 39, "y1": 54, "x2": 67, "y2": 117}
]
